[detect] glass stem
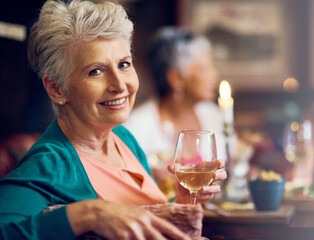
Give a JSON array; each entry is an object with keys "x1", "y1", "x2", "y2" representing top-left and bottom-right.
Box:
[{"x1": 190, "y1": 192, "x2": 198, "y2": 204}]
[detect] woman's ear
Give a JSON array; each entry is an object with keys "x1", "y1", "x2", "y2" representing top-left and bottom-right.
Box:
[
  {"x1": 42, "y1": 75, "x2": 67, "y2": 105},
  {"x1": 166, "y1": 68, "x2": 184, "y2": 92}
]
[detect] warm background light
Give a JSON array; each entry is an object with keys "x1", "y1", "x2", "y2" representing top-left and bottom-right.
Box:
[
  {"x1": 290, "y1": 121, "x2": 299, "y2": 132},
  {"x1": 283, "y1": 77, "x2": 300, "y2": 92},
  {"x1": 218, "y1": 80, "x2": 234, "y2": 124},
  {"x1": 219, "y1": 80, "x2": 232, "y2": 99}
]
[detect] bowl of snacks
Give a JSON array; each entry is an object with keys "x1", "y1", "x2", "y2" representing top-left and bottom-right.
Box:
[{"x1": 248, "y1": 170, "x2": 285, "y2": 211}]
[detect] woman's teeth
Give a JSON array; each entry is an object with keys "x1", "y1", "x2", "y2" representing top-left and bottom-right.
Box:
[{"x1": 101, "y1": 97, "x2": 126, "y2": 106}]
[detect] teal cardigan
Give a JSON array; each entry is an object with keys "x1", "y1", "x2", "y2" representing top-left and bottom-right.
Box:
[{"x1": 0, "y1": 119, "x2": 152, "y2": 240}]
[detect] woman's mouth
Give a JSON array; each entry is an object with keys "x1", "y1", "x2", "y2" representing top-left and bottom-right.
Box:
[{"x1": 99, "y1": 97, "x2": 127, "y2": 107}]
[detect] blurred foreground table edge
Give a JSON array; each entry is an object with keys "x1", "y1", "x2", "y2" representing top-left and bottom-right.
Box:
[{"x1": 202, "y1": 205, "x2": 314, "y2": 240}]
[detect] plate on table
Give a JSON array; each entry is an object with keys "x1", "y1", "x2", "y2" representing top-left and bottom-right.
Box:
[{"x1": 283, "y1": 181, "x2": 314, "y2": 211}]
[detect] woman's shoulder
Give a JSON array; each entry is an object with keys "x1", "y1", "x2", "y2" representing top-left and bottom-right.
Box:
[
  {"x1": 124, "y1": 98, "x2": 160, "y2": 131},
  {"x1": 13, "y1": 119, "x2": 79, "y2": 173},
  {"x1": 195, "y1": 101, "x2": 223, "y2": 119},
  {"x1": 194, "y1": 101, "x2": 224, "y2": 131},
  {"x1": 129, "y1": 99, "x2": 158, "y2": 118},
  {"x1": 1, "y1": 120, "x2": 86, "y2": 190},
  {"x1": 26, "y1": 119, "x2": 73, "y2": 155},
  {"x1": 195, "y1": 101, "x2": 222, "y2": 113}
]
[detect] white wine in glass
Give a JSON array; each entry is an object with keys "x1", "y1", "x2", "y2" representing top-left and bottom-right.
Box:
[{"x1": 174, "y1": 130, "x2": 218, "y2": 204}]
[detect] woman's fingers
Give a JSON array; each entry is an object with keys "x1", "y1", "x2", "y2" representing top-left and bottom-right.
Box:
[
  {"x1": 214, "y1": 170, "x2": 227, "y2": 181},
  {"x1": 169, "y1": 159, "x2": 226, "y2": 204},
  {"x1": 167, "y1": 164, "x2": 175, "y2": 174},
  {"x1": 195, "y1": 193, "x2": 215, "y2": 203},
  {"x1": 122, "y1": 210, "x2": 190, "y2": 240},
  {"x1": 129, "y1": 210, "x2": 190, "y2": 240},
  {"x1": 143, "y1": 225, "x2": 168, "y2": 240},
  {"x1": 215, "y1": 159, "x2": 225, "y2": 169},
  {"x1": 151, "y1": 214, "x2": 191, "y2": 240},
  {"x1": 201, "y1": 184, "x2": 221, "y2": 194},
  {"x1": 169, "y1": 161, "x2": 227, "y2": 182},
  {"x1": 194, "y1": 184, "x2": 221, "y2": 203},
  {"x1": 70, "y1": 200, "x2": 191, "y2": 240},
  {"x1": 125, "y1": 213, "x2": 166, "y2": 240}
]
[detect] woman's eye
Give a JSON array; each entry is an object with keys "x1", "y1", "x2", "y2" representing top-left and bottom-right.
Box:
[
  {"x1": 118, "y1": 62, "x2": 130, "y2": 69},
  {"x1": 89, "y1": 69, "x2": 101, "y2": 76}
]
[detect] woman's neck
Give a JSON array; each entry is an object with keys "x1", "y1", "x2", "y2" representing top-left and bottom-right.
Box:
[
  {"x1": 57, "y1": 116, "x2": 111, "y2": 154},
  {"x1": 57, "y1": 116, "x2": 125, "y2": 168}
]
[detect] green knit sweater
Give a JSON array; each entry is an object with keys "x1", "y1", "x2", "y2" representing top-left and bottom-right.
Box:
[{"x1": 0, "y1": 119, "x2": 152, "y2": 240}]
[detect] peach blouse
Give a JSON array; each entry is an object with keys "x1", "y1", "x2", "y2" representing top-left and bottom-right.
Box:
[{"x1": 78, "y1": 132, "x2": 167, "y2": 205}]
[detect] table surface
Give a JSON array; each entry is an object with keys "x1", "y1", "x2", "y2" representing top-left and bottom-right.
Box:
[
  {"x1": 202, "y1": 201, "x2": 314, "y2": 240},
  {"x1": 204, "y1": 205, "x2": 295, "y2": 224}
]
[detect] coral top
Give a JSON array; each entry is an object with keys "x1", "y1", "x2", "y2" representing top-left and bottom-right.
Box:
[{"x1": 78, "y1": 132, "x2": 167, "y2": 205}]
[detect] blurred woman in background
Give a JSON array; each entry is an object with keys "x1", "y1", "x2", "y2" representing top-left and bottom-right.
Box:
[{"x1": 124, "y1": 27, "x2": 227, "y2": 199}]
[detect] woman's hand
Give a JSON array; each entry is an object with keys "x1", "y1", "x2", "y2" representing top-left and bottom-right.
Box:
[
  {"x1": 168, "y1": 159, "x2": 227, "y2": 204},
  {"x1": 67, "y1": 199, "x2": 191, "y2": 240}
]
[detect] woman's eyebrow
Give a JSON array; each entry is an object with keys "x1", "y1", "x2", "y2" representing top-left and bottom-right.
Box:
[
  {"x1": 81, "y1": 62, "x2": 106, "y2": 72},
  {"x1": 81, "y1": 55, "x2": 133, "y2": 72},
  {"x1": 119, "y1": 55, "x2": 133, "y2": 62}
]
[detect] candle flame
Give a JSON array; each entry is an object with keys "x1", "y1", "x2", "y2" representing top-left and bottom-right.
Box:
[{"x1": 219, "y1": 80, "x2": 231, "y2": 99}]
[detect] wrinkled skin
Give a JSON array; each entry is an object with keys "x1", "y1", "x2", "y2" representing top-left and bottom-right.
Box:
[{"x1": 67, "y1": 200, "x2": 192, "y2": 240}]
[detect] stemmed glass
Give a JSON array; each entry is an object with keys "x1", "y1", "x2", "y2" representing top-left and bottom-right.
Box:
[
  {"x1": 174, "y1": 130, "x2": 218, "y2": 205},
  {"x1": 282, "y1": 120, "x2": 313, "y2": 185},
  {"x1": 282, "y1": 120, "x2": 313, "y2": 164}
]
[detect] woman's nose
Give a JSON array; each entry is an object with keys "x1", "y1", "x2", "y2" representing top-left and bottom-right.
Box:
[{"x1": 107, "y1": 71, "x2": 127, "y2": 93}]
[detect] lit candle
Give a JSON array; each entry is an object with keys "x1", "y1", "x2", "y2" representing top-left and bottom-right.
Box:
[{"x1": 218, "y1": 80, "x2": 234, "y2": 124}]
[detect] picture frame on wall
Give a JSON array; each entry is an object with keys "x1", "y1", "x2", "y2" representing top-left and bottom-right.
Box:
[
  {"x1": 181, "y1": 0, "x2": 294, "y2": 92},
  {"x1": 310, "y1": 0, "x2": 314, "y2": 91}
]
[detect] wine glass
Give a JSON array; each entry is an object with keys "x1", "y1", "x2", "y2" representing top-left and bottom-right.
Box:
[
  {"x1": 282, "y1": 120, "x2": 313, "y2": 185},
  {"x1": 174, "y1": 130, "x2": 218, "y2": 205},
  {"x1": 282, "y1": 120, "x2": 313, "y2": 164}
]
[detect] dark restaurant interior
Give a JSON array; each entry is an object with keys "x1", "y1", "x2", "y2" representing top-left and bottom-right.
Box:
[
  {"x1": 0, "y1": 0, "x2": 313, "y2": 136},
  {"x1": 0, "y1": 0, "x2": 314, "y2": 239}
]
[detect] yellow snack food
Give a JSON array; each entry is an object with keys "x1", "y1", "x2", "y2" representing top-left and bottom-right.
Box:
[{"x1": 259, "y1": 170, "x2": 282, "y2": 181}]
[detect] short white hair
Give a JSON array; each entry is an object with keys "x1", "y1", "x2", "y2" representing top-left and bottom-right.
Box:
[
  {"x1": 146, "y1": 27, "x2": 211, "y2": 98},
  {"x1": 27, "y1": 0, "x2": 134, "y2": 116}
]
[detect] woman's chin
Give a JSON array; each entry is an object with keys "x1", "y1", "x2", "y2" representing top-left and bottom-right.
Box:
[{"x1": 111, "y1": 116, "x2": 130, "y2": 126}]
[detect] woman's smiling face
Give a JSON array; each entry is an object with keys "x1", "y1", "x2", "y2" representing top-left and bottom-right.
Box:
[
  {"x1": 183, "y1": 50, "x2": 219, "y2": 103},
  {"x1": 63, "y1": 37, "x2": 139, "y2": 129}
]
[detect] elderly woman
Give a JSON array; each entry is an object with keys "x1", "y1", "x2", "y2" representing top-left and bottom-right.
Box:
[{"x1": 0, "y1": 0, "x2": 226, "y2": 239}]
